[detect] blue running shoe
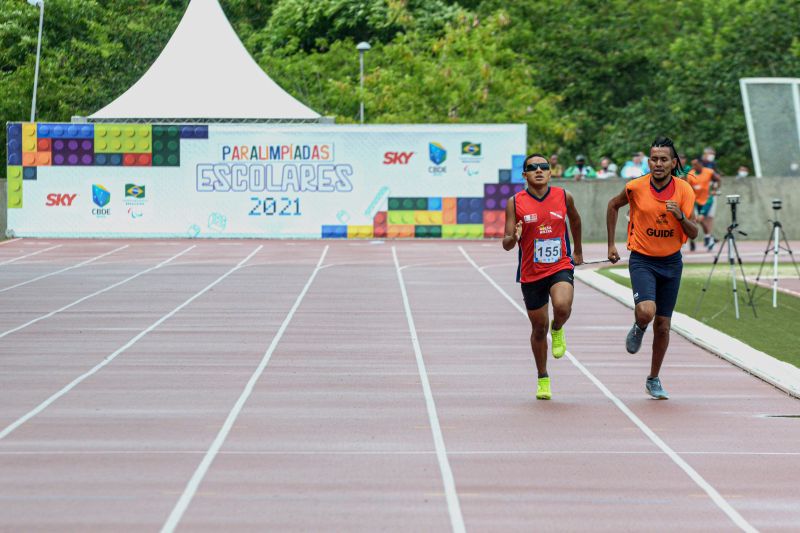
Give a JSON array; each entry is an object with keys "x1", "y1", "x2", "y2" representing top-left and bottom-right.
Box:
[
  {"x1": 646, "y1": 376, "x2": 669, "y2": 400},
  {"x1": 626, "y1": 323, "x2": 645, "y2": 354}
]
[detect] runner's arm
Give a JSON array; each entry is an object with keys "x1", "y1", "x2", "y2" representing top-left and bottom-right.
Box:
[
  {"x1": 606, "y1": 187, "x2": 629, "y2": 260},
  {"x1": 502, "y1": 196, "x2": 521, "y2": 251},
  {"x1": 565, "y1": 191, "x2": 583, "y2": 265}
]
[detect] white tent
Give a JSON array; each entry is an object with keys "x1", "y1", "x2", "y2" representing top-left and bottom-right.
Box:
[{"x1": 89, "y1": 0, "x2": 320, "y2": 122}]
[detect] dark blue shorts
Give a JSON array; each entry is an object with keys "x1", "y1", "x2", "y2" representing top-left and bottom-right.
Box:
[
  {"x1": 628, "y1": 251, "x2": 683, "y2": 317},
  {"x1": 521, "y1": 269, "x2": 574, "y2": 310}
]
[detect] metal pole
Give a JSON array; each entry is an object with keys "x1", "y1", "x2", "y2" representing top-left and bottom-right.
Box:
[
  {"x1": 31, "y1": 0, "x2": 44, "y2": 122},
  {"x1": 729, "y1": 237, "x2": 740, "y2": 319},
  {"x1": 359, "y1": 51, "x2": 364, "y2": 124},
  {"x1": 773, "y1": 222, "x2": 780, "y2": 307}
]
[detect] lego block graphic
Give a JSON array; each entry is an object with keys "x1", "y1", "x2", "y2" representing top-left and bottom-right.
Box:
[
  {"x1": 414, "y1": 211, "x2": 443, "y2": 225},
  {"x1": 388, "y1": 211, "x2": 415, "y2": 225},
  {"x1": 37, "y1": 138, "x2": 51, "y2": 151},
  {"x1": 457, "y1": 197, "x2": 484, "y2": 224},
  {"x1": 427, "y1": 197, "x2": 442, "y2": 211},
  {"x1": 52, "y1": 139, "x2": 93, "y2": 165},
  {"x1": 153, "y1": 125, "x2": 181, "y2": 167},
  {"x1": 123, "y1": 153, "x2": 152, "y2": 166},
  {"x1": 498, "y1": 169, "x2": 511, "y2": 183},
  {"x1": 95, "y1": 125, "x2": 152, "y2": 153},
  {"x1": 415, "y1": 225, "x2": 442, "y2": 238},
  {"x1": 94, "y1": 153, "x2": 123, "y2": 166},
  {"x1": 442, "y1": 224, "x2": 484, "y2": 239},
  {"x1": 347, "y1": 225, "x2": 374, "y2": 239},
  {"x1": 388, "y1": 197, "x2": 427, "y2": 211},
  {"x1": 22, "y1": 137, "x2": 37, "y2": 153},
  {"x1": 484, "y1": 183, "x2": 524, "y2": 211},
  {"x1": 387, "y1": 225, "x2": 415, "y2": 238},
  {"x1": 7, "y1": 166, "x2": 23, "y2": 209},
  {"x1": 483, "y1": 210, "x2": 505, "y2": 238},
  {"x1": 38, "y1": 123, "x2": 94, "y2": 139},
  {"x1": 321, "y1": 225, "x2": 347, "y2": 238},
  {"x1": 7, "y1": 123, "x2": 22, "y2": 166},
  {"x1": 180, "y1": 125, "x2": 208, "y2": 139},
  {"x1": 23, "y1": 167, "x2": 37, "y2": 180},
  {"x1": 22, "y1": 123, "x2": 36, "y2": 139},
  {"x1": 373, "y1": 211, "x2": 387, "y2": 238},
  {"x1": 442, "y1": 197, "x2": 457, "y2": 225},
  {"x1": 511, "y1": 154, "x2": 526, "y2": 183}
]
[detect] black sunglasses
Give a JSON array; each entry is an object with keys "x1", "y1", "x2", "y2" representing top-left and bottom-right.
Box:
[{"x1": 524, "y1": 162, "x2": 550, "y2": 172}]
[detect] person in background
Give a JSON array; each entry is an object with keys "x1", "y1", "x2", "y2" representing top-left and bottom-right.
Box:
[
  {"x1": 549, "y1": 154, "x2": 564, "y2": 179},
  {"x1": 736, "y1": 166, "x2": 750, "y2": 179},
  {"x1": 596, "y1": 157, "x2": 619, "y2": 179},
  {"x1": 702, "y1": 146, "x2": 718, "y2": 172},
  {"x1": 687, "y1": 157, "x2": 721, "y2": 251},
  {"x1": 621, "y1": 153, "x2": 647, "y2": 179},
  {"x1": 564, "y1": 154, "x2": 597, "y2": 181},
  {"x1": 676, "y1": 153, "x2": 691, "y2": 177}
]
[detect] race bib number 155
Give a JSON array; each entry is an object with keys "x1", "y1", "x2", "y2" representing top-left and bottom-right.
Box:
[{"x1": 534, "y1": 238, "x2": 562, "y2": 263}]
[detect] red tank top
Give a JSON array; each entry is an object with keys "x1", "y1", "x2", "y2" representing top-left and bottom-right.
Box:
[{"x1": 514, "y1": 186, "x2": 573, "y2": 283}]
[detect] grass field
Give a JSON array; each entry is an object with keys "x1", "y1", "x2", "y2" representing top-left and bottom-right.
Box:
[{"x1": 599, "y1": 263, "x2": 800, "y2": 368}]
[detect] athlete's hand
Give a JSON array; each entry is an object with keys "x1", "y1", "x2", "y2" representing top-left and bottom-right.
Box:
[
  {"x1": 514, "y1": 220, "x2": 523, "y2": 240},
  {"x1": 572, "y1": 251, "x2": 584, "y2": 266},
  {"x1": 608, "y1": 245, "x2": 620, "y2": 264},
  {"x1": 665, "y1": 200, "x2": 683, "y2": 220}
]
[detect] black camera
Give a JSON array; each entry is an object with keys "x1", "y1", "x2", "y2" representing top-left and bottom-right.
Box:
[
  {"x1": 772, "y1": 198, "x2": 782, "y2": 210},
  {"x1": 726, "y1": 195, "x2": 741, "y2": 205}
]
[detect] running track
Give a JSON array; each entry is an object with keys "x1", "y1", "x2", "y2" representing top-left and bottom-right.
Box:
[{"x1": 0, "y1": 239, "x2": 798, "y2": 531}]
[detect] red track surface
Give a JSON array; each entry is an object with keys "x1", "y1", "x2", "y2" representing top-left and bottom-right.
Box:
[{"x1": 0, "y1": 239, "x2": 798, "y2": 531}]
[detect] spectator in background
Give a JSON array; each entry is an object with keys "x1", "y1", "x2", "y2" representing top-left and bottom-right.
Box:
[
  {"x1": 687, "y1": 157, "x2": 721, "y2": 251},
  {"x1": 549, "y1": 154, "x2": 564, "y2": 179},
  {"x1": 596, "y1": 157, "x2": 618, "y2": 179},
  {"x1": 736, "y1": 166, "x2": 750, "y2": 179},
  {"x1": 621, "y1": 152, "x2": 648, "y2": 179},
  {"x1": 564, "y1": 154, "x2": 597, "y2": 180},
  {"x1": 676, "y1": 153, "x2": 691, "y2": 177},
  {"x1": 702, "y1": 146, "x2": 718, "y2": 172}
]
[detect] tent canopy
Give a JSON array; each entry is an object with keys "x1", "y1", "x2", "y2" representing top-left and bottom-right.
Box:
[{"x1": 89, "y1": 0, "x2": 320, "y2": 122}]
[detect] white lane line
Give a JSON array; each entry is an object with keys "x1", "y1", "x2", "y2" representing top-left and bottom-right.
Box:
[
  {"x1": 0, "y1": 245, "x2": 129, "y2": 293},
  {"x1": 2, "y1": 449, "x2": 799, "y2": 457},
  {"x1": 393, "y1": 246, "x2": 466, "y2": 533},
  {"x1": 0, "y1": 238, "x2": 22, "y2": 246},
  {"x1": 458, "y1": 246, "x2": 757, "y2": 533},
  {"x1": 161, "y1": 245, "x2": 329, "y2": 533},
  {"x1": 0, "y1": 244, "x2": 62, "y2": 265},
  {"x1": 0, "y1": 246, "x2": 262, "y2": 442},
  {"x1": 0, "y1": 245, "x2": 196, "y2": 340}
]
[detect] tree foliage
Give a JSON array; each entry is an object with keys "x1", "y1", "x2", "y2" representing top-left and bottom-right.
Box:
[{"x1": 2, "y1": 0, "x2": 800, "y2": 176}]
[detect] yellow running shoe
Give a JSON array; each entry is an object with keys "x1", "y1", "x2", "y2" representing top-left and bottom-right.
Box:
[
  {"x1": 536, "y1": 377, "x2": 551, "y2": 400},
  {"x1": 551, "y1": 321, "x2": 566, "y2": 359}
]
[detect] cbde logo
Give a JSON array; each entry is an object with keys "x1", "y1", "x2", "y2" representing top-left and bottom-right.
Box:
[
  {"x1": 428, "y1": 142, "x2": 447, "y2": 176},
  {"x1": 92, "y1": 184, "x2": 111, "y2": 217}
]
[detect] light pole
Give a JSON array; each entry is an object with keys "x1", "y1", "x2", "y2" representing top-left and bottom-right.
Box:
[
  {"x1": 356, "y1": 41, "x2": 371, "y2": 124},
  {"x1": 28, "y1": 0, "x2": 45, "y2": 123}
]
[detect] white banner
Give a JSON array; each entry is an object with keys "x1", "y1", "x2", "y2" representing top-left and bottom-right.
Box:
[{"x1": 6, "y1": 123, "x2": 526, "y2": 238}]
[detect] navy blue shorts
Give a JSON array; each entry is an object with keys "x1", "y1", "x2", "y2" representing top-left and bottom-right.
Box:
[
  {"x1": 521, "y1": 269, "x2": 574, "y2": 310},
  {"x1": 628, "y1": 251, "x2": 683, "y2": 317}
]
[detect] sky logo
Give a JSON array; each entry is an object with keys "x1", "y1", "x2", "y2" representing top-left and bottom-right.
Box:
[
  {"x1": 92, "y1": 184, "x2": 110, "y2": 207},
  {"x1": 429, "y1": 142, "x2": 447, "y2": 165}
]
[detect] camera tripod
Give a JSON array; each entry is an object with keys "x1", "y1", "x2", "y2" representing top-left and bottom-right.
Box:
[
  {"x1": 749, "y1": 202, "x2": 800, "y2": 308},
  {"x1": 695, "y1": 200, "x2": 757, "y2": 319}
]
